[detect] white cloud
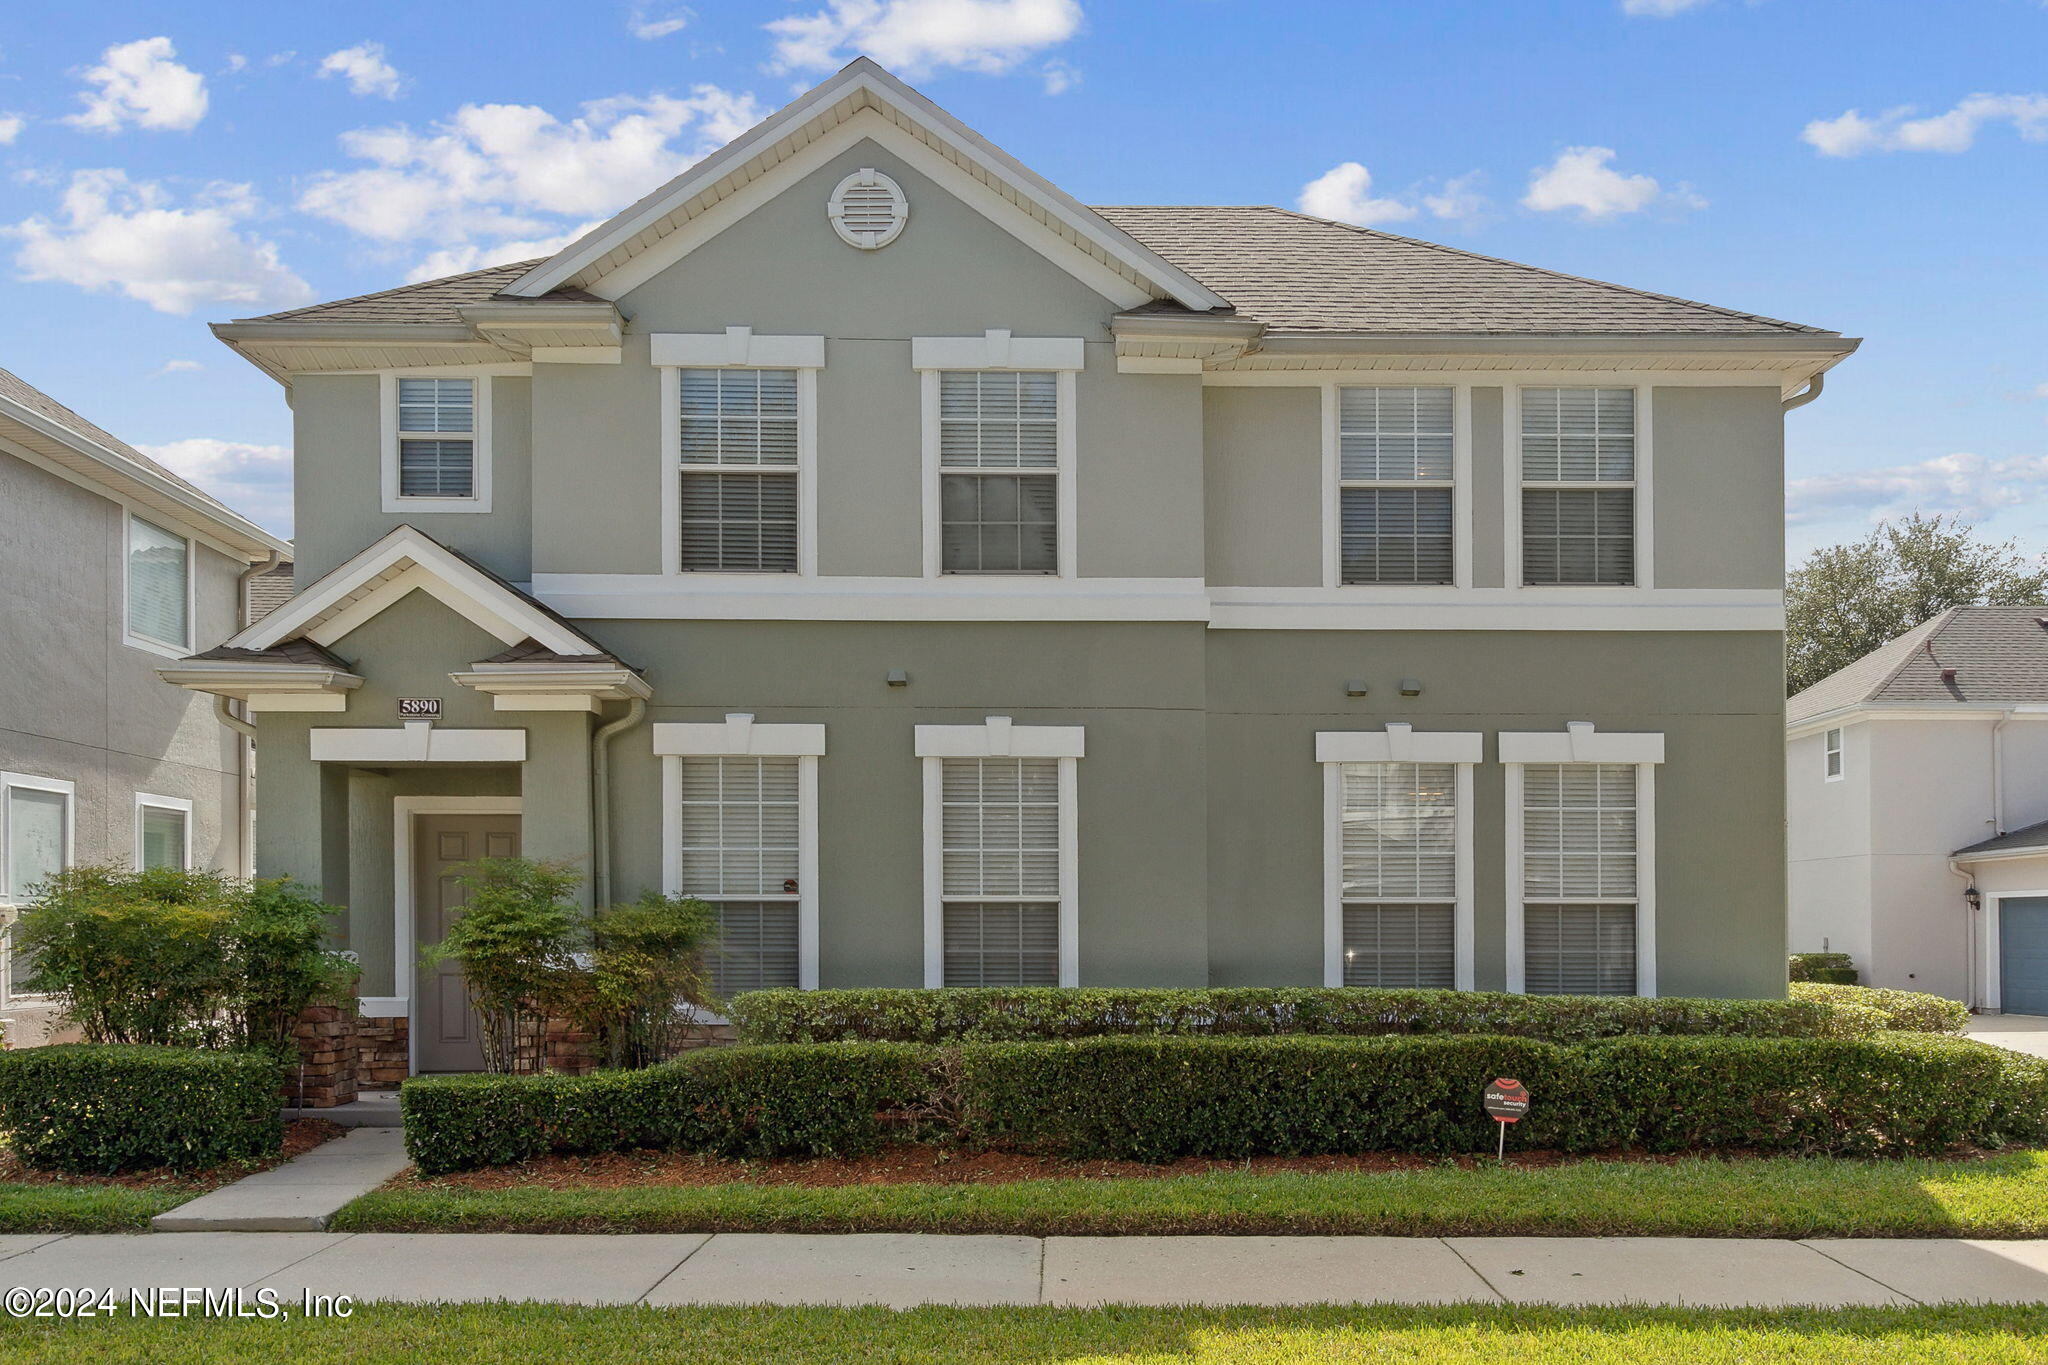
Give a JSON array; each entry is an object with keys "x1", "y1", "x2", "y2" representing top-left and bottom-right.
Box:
[
  {"x1": 1802, "y1": 93, "x2": 2048, "y2": 157},
  {"x1": 1622, "y1": 0, "x2": 1710, "y2": 13},
  {"x1": 0, "y1": 115, "x2": 22, "y2": 145},
  {"x1": 137, "y1": 438, "x2": 294, "y2": 536},
  {"x1": 1522, "y1": 146, "x2": 1699, "y2": 220},
  {"x1": 404, "y1": 223, "x2": 599, "y2": 283},
  {"x1": 1786, "y1": 452, "x2": 2048, "y2": 526},
  {"x1": 318, "y1": 42, "x2": 404, "y2": 100},
  {"x1": 767, "y1": 0, "x2": 1084, "y2": 78},
  {"x1": 153, "y1": 359, "x2": 203, "y2": 376},
  {"x1": 1041, "y1": 59, "x2": 1079, "y2": 95},
  {"x1": 298, "y1": 87, "x2": 763, "y2": 248},
  {"x1": 9, "y1": 169, "x2": 313, "y2": 315},
  {"x1": 65, "y1": 37, "x2": 208, "y2": 133},
  {"x1": 1422, "y1": 171, "x2": 1488, "y2": 223},
  {"x1": 628, "y1": 4, "x2": 693, "y2": 39},
  {"x1": 1297, "y1": 162, "x2": 1417, "y2": 227}
]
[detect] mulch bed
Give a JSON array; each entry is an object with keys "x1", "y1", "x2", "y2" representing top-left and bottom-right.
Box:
[
  {"x1": 0, "y1": 1118, "x2": 346, "y2": 1191},
  {"x1": 395, "y1": 1143, "x2": 1721, "y2": 1192}
]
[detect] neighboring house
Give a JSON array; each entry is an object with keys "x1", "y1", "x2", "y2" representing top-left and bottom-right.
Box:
[
  {"x1": 161, "y1": 60, "x2": 1855, "y2": 1074},
  {"x1": 0, "y1": 367, "x2": 292, "y2": 1043},
  {"x1": 1788, "y1": 606, "x2": 2048, "y2": 1012}
]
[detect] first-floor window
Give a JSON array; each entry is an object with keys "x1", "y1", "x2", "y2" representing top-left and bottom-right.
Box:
[
  {"x1": 136, "y1": 795, "x2": 191, "y2": 872},
  {"x1": 675, "y1": 756, "x2": 801, "y2": 995},
  {"x1": 1338, "y1": 762, "x2": 1458, "y2": 987},
  {"x1": 1520, "y1": 763, "x2": 1638, "y2": 995},
  {"x1": 939, "y1": 757, "x2": 1061, "y2": 985},
  {"x1": 2, "y1": 775, "x2": 70, "y2": 1006}
]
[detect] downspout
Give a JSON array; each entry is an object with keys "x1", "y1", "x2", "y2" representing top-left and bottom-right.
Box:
[
  {"x1": 228, "y1": 548, "x2": 284, "y2": 876},
  {"x1": 1950, "y1": 859, "x2": 1979, "y2": 1012},
  {"x1": 590, "y1": 698, "x2": 647, "y2": 908},
  {"x1": 1992, "y1": 708, "x2": 2016, "y2": 837},
  {"x1": 1782, "y1": 372, "x2": 1825, "y2": 411}
]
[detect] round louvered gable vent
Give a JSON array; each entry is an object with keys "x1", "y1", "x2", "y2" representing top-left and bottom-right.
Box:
[{"x1": 829, "y1": 168, "x2": 909, "y2": 250}]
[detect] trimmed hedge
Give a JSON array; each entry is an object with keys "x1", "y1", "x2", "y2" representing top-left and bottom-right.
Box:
[
  {"x1": 403, "y1": 1043, "x2": 931, "y2": 1175},
  {"x1": 402, "y1": 1032, "x2": 2048, "y2": 1172},
  {"x1": 726, "y1": 987, "x2": 1881, "y2": 1046},
  {"x1": 1788, "y1": 982, "x2": 1969, "y2": 1034},
  {"x1": 1789, "y1": 952, "x2": 1859, "y2": 985},
  {"x1": 0, "y1": 1044, "x2": 283, "y2": 1173}
]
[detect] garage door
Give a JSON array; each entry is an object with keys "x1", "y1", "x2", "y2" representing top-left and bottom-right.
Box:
[{"x1": 2000, "y1": 897, "x2": 2048, "y2": 1016}]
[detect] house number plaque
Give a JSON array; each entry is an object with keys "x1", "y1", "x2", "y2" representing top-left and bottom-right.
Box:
[{"x1": 397, "y1": 698, "x2": 442, "y2": 720}]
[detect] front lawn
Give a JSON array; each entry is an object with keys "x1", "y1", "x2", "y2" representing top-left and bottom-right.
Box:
[{"x1": 337, "y1": 1148, "x2": 2048, "y2": 1238}]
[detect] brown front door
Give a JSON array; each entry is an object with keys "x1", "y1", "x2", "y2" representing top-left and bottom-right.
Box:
[{"x1": 414, "y1": 813, "x2": 520, "y2": 1073}]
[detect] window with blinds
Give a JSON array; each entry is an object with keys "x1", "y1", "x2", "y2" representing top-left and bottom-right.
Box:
[
  {"x1": 397, "y1": 378, "x2": 477, "y2": 498},
  {"x1": 938, "y1": 371, "x2": 1059, "y2": 574},
  {"x1": 4, "y1": 785, "x2": 68, "y2": 904},
  {"x1": 1520, "y1": 387, "x2": 1635, "y2": 586},
  {"x1": 126, "y1": 516, "x2": 189, "y2": 650},
  {"x1": 1339, "y1": 761, "x2": 1457, "y2": 987},
  {"x1": 138, "y1": 804, "x2": 188, "y2": 872},
  {"x1": 678, "y1": 369, "x2": 800, "y2": 572},
  {"x1": 676, "y1": 756, "x2": 802, "y2": 996},
  {"x1": 1338, "y1": 387, "x2": 1455, "y2": 585},
  {"x1": 1521, "y1": 763, "x2": 1639, "y2": 995},
  {"x1": 939, "y1": 757, "x2": 1060, "y2": 984}
]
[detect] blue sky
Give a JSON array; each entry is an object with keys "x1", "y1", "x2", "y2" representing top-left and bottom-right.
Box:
[{"x1": 1, "y1": 0, "x2": 2044, "y2": 559}]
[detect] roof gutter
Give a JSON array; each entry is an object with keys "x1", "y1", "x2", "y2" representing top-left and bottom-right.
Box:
[{"x1": 1782, "y1": 370, "x2": 1825, "y2": 411}]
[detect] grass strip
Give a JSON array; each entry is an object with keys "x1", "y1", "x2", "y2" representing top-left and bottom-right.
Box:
[
  {"x1": 2, "y1": 1302, "x2": 2046, "y2": 1364},
  {"x1": 334, "y1": 1150, "x2": 2048, "y2": 1238},
  {"x1": 0, "y1": 1182, "x2": 197, "y2": 1233}
]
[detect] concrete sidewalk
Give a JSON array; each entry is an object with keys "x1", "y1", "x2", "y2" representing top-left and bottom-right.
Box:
[
  {"x1": 1968, "y1": 1013, "x2": 2048, "y2": 1060},
  {"x1": 151, "y1": 1129, "x2": 411, "y2": 1233},
  {"x1": 4, "y1": 1233, "x2": 2048, "y2": 1307}
]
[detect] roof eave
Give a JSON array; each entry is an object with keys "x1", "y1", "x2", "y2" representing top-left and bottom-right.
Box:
[{"x1": 1252, "y1": 332, "x2": 1860, "y2": 357}]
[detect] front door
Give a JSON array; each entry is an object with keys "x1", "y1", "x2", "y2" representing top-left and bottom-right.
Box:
[
  {"x1": 2000, "y1": 896, "x2": 2048, "y2": 1016},
  {"x1": 414, "y1": 813, "x2": 520, "y2": 1072}
]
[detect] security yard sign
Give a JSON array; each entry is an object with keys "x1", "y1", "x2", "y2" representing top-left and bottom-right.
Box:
[{"x1": 1483, "y1": 1077, "x2": 1529, "y2": 1161}]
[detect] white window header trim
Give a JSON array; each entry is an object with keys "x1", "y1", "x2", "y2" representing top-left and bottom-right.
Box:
[
  {"x1": 652, "y1": 715, "x2": 828, "y2": 758},
  {"x1": 912, "y1": 330, "x2": 1084, "y2": 372},
  {"x1": 1499, "y1": 721, "x2": 1665, "y2": 766},
  {"x1": 1316, "y1": 724, "x2": 1483, "y2": 766},
  {"x1": 651, "y1": 328, "x2": 825, "y2": 369},
  {"x1": 914, "y1": 716, "x2": 1086, "y2": 759}
]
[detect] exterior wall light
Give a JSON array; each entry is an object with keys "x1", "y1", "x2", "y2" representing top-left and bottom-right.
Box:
[
  {"x1": 1965, "y1": 885, "x2": 1983, "y2": 911},
  {"x1": 1399, "y1": 678, "x2": 1423, "y2": 697},
  {"x1": 886, "y1": 669, "x2": 910, "y2": 687},
  {"x1": 1344, "y1": 679, "x2": 1370, "y2": 697}
]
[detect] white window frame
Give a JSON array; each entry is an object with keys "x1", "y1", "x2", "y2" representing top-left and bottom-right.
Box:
[
  {"x1": 1323, "y1": 383, "x2": 1472, "y2": 590},
  {"x1": 134, "y1": 791, "x2": 195, "y2": 872},
  {"x1": 1501, "y1": 723, "x2": 1663, "y2": 997},
  {"x1": 1823, "y1": 727, "x2": 1845, "y2": 782},
  {"x1": 915, "y1": 717, "x2": 1083, "y2": 987},
  {"x1": 122, "y1": 510, "x2": 196, "y2": 658},
  {"x1": 914, "y1": 332, "x2": 1082, "y2": 580},
  {"x1": 654, "y1": 330, "x2": 823, "y2": 578},
  {"x1": 1505, "y1": 384, "x2": 1653, "y2": 591},
  {"x1": 2, "y1": 772, "x2": 74, "y2": 907},
  {"x1": 654, "y1": 714, "x2": 824, "y2": 991},
  {"x1": 380, "y1": 371, "x2": 493, "y2": 514},
  {"x1": 1317, "y1": 725, "x2": 1481, "y2": 990}
]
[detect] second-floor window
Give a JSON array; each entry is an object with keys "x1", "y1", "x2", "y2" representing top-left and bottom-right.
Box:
[
  {"x1": 397, "y1": 378, "x2": 477, "y2": 498},
  {"x1": 938, "y1": 371, "x2": 1060, "y2": 574},
  {"x1": 678, "y1": 368, "x2": 800, "y2": 573},
  {"x1": 125, "y1": 514, "x2": 190, "y2": 654},
  {"x1": 1339, "y1": 386, "x2": 1455, "y2": 585},
  {"x1": 1824, "y1": 727, "x2": 1844, "y2": 780},
  {"x1": 1520, "y1": 387, "x2": 1636, "y2": 586}
]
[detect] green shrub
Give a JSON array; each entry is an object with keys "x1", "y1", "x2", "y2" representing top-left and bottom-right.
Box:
[
  {"x1": 1789, "y1": 952, "x2": 1859, "y2": 985},
  {"x1": 560, "y1": 892, "x2": 718, "y2": 1069},
  {"x1": 727, "y1": 987, "x2": 1876, "y2": 1046},
  {"x1": 399, "y1": 1032, "x2": 2046, "y2": 1172},
  {"x1": 1789, "y1": 981, "x2": 1969, "y2": 1034},
  {"x1": 419, "y1": 858, "x2": 583, "y2": 1074},
  {"x1": 0, "y1": 1044, "x2": 282, "y2": 1173},
  {"x1": 402, "y1": 1043, "x2": 932, "y2": 1175}
]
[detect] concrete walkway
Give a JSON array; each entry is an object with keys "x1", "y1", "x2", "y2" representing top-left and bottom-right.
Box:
[
  {"x1": 151, "y1": 1129, "x2": 411, "y2": 1233},
  {"x1": 4, "y1": 1233, "x2": 2047, "y2": 1307},
  {"x1": 1968, "y1": 1012, "x2": 2048, "y2": 1059}
]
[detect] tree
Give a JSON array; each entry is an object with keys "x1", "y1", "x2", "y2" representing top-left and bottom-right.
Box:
[{"x1": 1786, "y1": 513, "x2": 2048, "y2": 695}]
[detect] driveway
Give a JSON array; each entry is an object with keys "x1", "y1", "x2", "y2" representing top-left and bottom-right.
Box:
[{"x1": 1966, "y1": 1013, "x2": 2048, "y2": 1059}]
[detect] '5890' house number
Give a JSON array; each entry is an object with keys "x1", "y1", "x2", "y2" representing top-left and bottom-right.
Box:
[{"x1": 397, "y1": 698, "x2": 441, "y2": 720}]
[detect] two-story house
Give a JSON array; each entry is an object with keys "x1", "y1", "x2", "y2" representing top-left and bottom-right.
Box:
[
  {"x1": 1788, "y1": 606, "x2": 2048, "y2": 1012},
  {"x1": 161, "y1": 60, "x2": 1856, "y2": 1072},
  {"x1": 1, "y1": 367, "x2": 291, "y2": 1043}
]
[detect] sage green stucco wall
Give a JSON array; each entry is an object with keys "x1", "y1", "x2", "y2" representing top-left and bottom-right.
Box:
[
  {"x1": 529, "y1": 138, "x2": 1205, "y2": 581},
  {"x1": 290, "y1": 374, "x2": 533, "y2": 585},
  {"x1": 1650, "y1": 386, "x2": 1785, "y2": 591}
]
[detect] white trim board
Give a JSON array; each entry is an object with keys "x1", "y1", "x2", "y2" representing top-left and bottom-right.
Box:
[
  {"x1": 309, "y1": 724, "x2": 527, "y2": 764},
  {"x1": 392, "y1": 795, "x2": 522, "y2": 1069}
]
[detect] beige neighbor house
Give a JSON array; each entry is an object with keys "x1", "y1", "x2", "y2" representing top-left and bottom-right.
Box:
[
  {"x1": 0, "y1": 368, "x2": 293, "y2": 1043},
  {"x1": 159, "y1": 60, "x2": 1856, "y2": 1074},
  {"x1": 1788, "y1": 606, "x2": 2048, "y2": 1013}
]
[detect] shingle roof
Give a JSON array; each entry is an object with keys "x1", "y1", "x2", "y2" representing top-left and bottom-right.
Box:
[
  {"x1": 1955, "y1": 817, "x2": 2048, "y2": 859},
  {"x1": 0, "y1": 366, "x2": 245, "y2": 519},
  {"x1": 185, "y1": 637, "x2": 351, "y2": 669},
  {"x1": 232, "y1": 208, "x2": 1837, "y2": 338},
  {"x1": 473, "y1": 639, "x2": 629, "y2": 668},
  {"x1": 245, "y1": 560, "x2": 294, "y2": 624},
  {"x1": 1787, "y1": 605, "x2": 2048, "y2": 725}
]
